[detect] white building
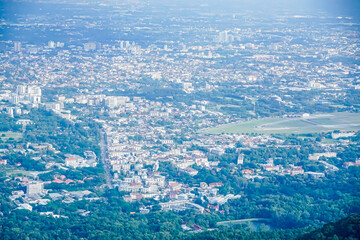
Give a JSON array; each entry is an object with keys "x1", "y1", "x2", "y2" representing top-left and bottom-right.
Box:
[
  {"x1": 309, "y1": 152, "x2": 337, "y2": 161},
  {"x1": 26, "y1": 182, "x2": 44, "y2": 196}
]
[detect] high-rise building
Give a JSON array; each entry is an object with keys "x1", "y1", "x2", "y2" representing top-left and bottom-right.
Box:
[
  {"x1": 14, "y1": 41, "x2": 21, "y2": 52},
  {"x1": 105, "y1": 97, "x2": 118, "y2": 109},
  {"x1": 153, "y1": 161, "x2": 159, "y2": 172},
  {"x1": 28, "y1": 86, "x2": 42, "y2": 96},
  {"x1": 28, "y1": 47, "x2": 38, "y2": 54},
  {"x1": 119, "y1": 40, "x2": 132, "y2": 50},
  {"x1": 218, "y1": 31, "x2": 228, "y2": 43},
  {"x1": 6, "y1": 107, "x2": 14, "y2": 117},
  {"x1": 228, "y1": 35, "x2": 235, "y2": 42},
  {"x1": 237, "y1": 154, "x2": 244, "y2": 165},
  {"x1": 56, "y1": 42, "x2": 64, "y2": 48},
  {"x1": 28, "y1": 86, "x2": 42, "y2": 104},
  {"x1": 48, "y1": 41, "x2": 56, "y2": 48},
  {"x1": 218, "y1": 31, "x2": 234, "y2": 43},
  {"x1": 125, "y1": 41, "x2": 131, "y2": 49},
  {"x1": 16, "y1": 85, "x2": 27, "y2": 95},
  {"x1": 30, "y1": 95, "x2": 41, "y2": 104},
  {"x1": 11, "y1": 95, "x2": 19, "y2": 104},
  {"x1": 84, "y1": 42, "x2": 96, "y2": 51}
]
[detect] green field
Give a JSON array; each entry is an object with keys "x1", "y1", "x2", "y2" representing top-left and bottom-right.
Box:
[
  {"x1": 201, "y1": 112, "x2": 360, "y2": 134},
  {"x1": 0, "y1": 131, "x2": 22, "y2": 141},
  {"x1": 216, "y1": 218, "x2": 273, "y2": 231},
  {"x1": 216, "y1": 218, "x2": 272, "y2": 226},
  {"x1": 0, "y1": 165, "x2": 51, "y2": 177}
]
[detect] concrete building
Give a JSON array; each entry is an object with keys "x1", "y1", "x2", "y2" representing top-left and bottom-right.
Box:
[
  {"x1": 14, "y1": 41, "x2": 21, "y2": 52},
  {"x1": 26, "y1": 182, "x2": 44, "y2": 196},
  {"x1": 84, "y1": 42, "x2": 97, "y2": 51}
]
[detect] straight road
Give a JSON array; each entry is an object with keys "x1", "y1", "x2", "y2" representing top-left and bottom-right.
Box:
[{"x1": 100, "y1": 130, "x2": 113, "y2": 189}]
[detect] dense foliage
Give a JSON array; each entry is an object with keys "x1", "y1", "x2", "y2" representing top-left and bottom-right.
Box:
[
  {"x1": 0, "y1": 178, "x2": 358, "y2": 240},
  {"x1": 23, "y1": 108, "x2": 101, "y2": 157},
  {"x1": 298, "y1": 214, "x2": 360, "y2": 240},
  {"x1": 0, "y1": 184, "x2": 306, "y2": 240}
]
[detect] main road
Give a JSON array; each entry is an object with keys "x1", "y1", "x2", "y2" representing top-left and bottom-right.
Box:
[{"x1": 99, "y1": 130, "x2": 113, "y2": 189}]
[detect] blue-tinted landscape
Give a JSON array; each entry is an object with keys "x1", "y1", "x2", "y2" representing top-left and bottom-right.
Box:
[{"x1": 0, "y1": 0, "x2": 359, "y2": 239}]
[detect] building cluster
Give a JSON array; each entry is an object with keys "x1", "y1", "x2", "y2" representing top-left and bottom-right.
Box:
[
  {"x1": 0, "y1": 82, "x2": 357, "y2": 213},
  {"x1": 1, "y1": 10, "x2": 359, "y2": 114},
  {"x1": 0, "y1": 4, "x2": 359, "y2": 216},
  {"x1": 82, "y1": 94, "x2": 352, "y2": 210},
  {"x1": 65, "y1": 152, "x2": 97, "y2": 168},
  {"x1": 7, "y1": 170, "x2": 99, "y2": 213}
]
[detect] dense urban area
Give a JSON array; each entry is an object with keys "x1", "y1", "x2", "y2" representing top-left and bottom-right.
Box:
[{"x1": 0, "y1": 0, "x2": 359, "y2": 239}]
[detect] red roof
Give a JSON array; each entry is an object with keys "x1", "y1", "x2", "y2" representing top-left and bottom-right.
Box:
[
  {"x1": 52, "y1": 179, "x2": 64, "y2": 183},
  {"x1": 169, "y1": 182, "x2": 179, "y2": 187},
  {"x1": 130, "y1": 182, "x2": 141, "y2": 186},
  {"x1": 65, "y1": 179, "x2": 75, "y2": 184},
  {"x1": 22, "y1": 178, "x2": 30, "y2": 183},
  {"x1": 242, "y1": 169, "x2": 254, "y2": 174},
  {"x1": 207, "y1": 204, "x2": 219, "y2": 210}
]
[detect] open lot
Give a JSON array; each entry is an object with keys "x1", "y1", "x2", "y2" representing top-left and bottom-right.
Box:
[
  {"x1": 201, "y1": 112, "x2": 360, "y2": 135},
  {"x1": 0, "y1": 131, "x2": 22, "y2": 141},
  {"x1": 0, "y1": 165, "x2": 51, "y2": 178}
]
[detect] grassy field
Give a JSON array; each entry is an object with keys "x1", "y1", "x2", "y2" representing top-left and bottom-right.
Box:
[
  {"x1": 0, "y1": 165, "x2": 51, "y2": 177},
  {"x1": 216, "y1": 218, "x2": 273, "y2": 230},
  {"x1": 0, "y1": 131, "x2": 22, "y2": 141},
  {"x1": 216, "y1": 218, "x2": 272, "y2": 226},
  {"x1": 201, "y1": 112, "x2": 360, "y2": 135}
]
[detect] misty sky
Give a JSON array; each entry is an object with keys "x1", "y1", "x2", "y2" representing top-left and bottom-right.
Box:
[{"x1": 0, "y1": 0, "x2": 359, "y2": 45}]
